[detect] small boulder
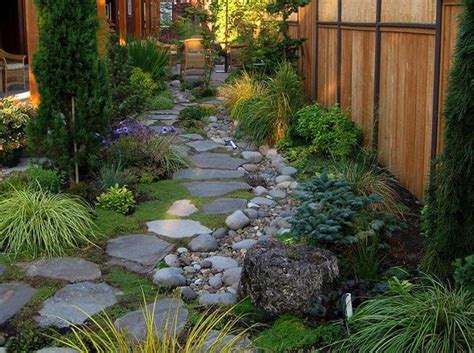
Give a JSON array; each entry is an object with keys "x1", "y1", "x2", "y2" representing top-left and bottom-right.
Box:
[
  {"x1": 205, "y1": 256, "x2": 238, "y2": 271},
  {"x1": 275, "y1": 175, "x2": 294, "y2": 184},
  {"x1": 199, "y1": 292, "x2": 237, "y2": 305},
  {"x1": 269, "y1": 189, "x2": 287, "y2": 199},
  {"x1": 225, "y1": 210, "x2": 250, "y2": 230},
  {"x1": 164, "y1": 254, "x2": 181, "y2": 268},
  {"x1": 241, "y1": 151, "x2": 263, "y2": 163},
  {"x1": 212, "y1": 228, "x2": 228, "y2": 239},
  {"x1": 153, "y1": 268, "x2": 186, "y2": 288},
  {"x1": 179, "y1": 287, "x2": 198, "y2": 300},
  {"x1": 189, "y1": 234, "x2": 219, "y2": 252},
  {"x1": 243, "y1": 208, "x2": 259, "y2": 220},
  {"x1": 232, "y1": 239, "x2": 257, "y2": 251},
  {"x1": 222, "y1": 267, "x2": 242, "y2": 286},
  {"x1": 254, "y1": 186, "x2": 268, "y2": 196},
  {"x1": 279, "y1": 166, "x2": 297, "y2": 176},
  {"x1": 208, "y1": 276, "x2": 223, "y2": 289},
  {"x1": 250, "y1": 197, "x2": 276, "y2": 207}
]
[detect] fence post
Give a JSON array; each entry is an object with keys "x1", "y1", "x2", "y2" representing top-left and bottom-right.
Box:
[{"x1": 371, "y1": 0, "x2": 382, "y2": 151}]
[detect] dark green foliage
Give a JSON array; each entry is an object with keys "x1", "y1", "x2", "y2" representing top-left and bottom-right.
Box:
[
  {"x1": 423, "y1": 0, "x2": 474, "y2": 278},
  {"x1": 454, "y1": 255, "x2": 474, "y2": 293},
  {"x1": 295, "y1": 104, "x2": 362, "y2": 159},
  {"x1": 126, "y1": 68, "x2": 159, "y2": 115},
  {"x1": 255, "y1": 315, "x2": 341, "y2": 352},
  {"x1": 27, "y1": 164, "x2": 64, "y2": 193},
  {"x1": 27, "y1": 0, "x2": 111, "y2": 178},
  {"x1": 107, "y1": 31, "x2": 134, "y2": 121},
  {"x1": 127, "y1": 38, "x2": 169, "y2": 90}
]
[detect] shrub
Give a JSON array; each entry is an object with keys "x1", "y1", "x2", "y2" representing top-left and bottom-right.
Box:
[
  {"x1": 97, "y1": 162, "x2": 130, "y2": 191},
  {"x1": 56, "y1": 299, "x2": 255, "y2": 352},
  {"x1": 0, "y1": 189, "x2": 97, "y2": 258},
  {"x1": 0, "y1": 98, "x2": 34, "y2": 166},
  {"x1": 332, "y1": 152, "x2": 403, "y2": 217},
  {"x1": 235, "y1": 62, "x2": 304, "y2": 144},
  {"x1": 295, "y1": 104, "x2": 361, "y2": 159},
  {"x1": 28, "y1": 0, "x2": 111, "y2": 178},
  {"x1": 27, "y1": 164, "x2": 64, "y2": 193},
  {"x1": 290, "y1": 173, "x2": 400, "y2": 248},
  {"x1": 96, "y1": 184, "x2": 135, "y2": 215},
  {"x1": 124, "y1": 67, "x2": 158, "y2": 115},
  {"x1": 454, "y1": 255, "x2": 474, "y2": 293},
  {"x1": 422, "y1": 0, "x2": 474, "y2": 278},
  {"x1": 334, "y1": 276, "x2": 474, "y2": 352},
  {"x1": 219, "y1": 71, "x2": 265, "y2": 112},
  {"x1": 127, "y1": 38, "x2": 169, "y2": 90}
]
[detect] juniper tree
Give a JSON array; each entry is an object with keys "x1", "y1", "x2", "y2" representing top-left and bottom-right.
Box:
[
  {"x1": 422, "y1": 0, "x2": 474, "y2": 278},
  {"x1": 28, "y1": 0, "x2": 111, "y2": 182}
]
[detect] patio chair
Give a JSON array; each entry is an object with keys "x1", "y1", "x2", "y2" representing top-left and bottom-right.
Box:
[
  {"x1": 0, "y1": 49, "x2": 26, "y2": 93},
  {"x1": 182, "y1": 38, "x2": 206, "y2": 76}
]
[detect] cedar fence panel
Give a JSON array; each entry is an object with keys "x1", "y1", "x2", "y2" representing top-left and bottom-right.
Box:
[{"x1": 296, "y1": 0, "x2": 462, "y2": 200}]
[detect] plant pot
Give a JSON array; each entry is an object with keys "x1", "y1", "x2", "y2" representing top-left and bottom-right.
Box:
[{"x1": 0, "y1": 148, "x2": 23, "y2": 168}]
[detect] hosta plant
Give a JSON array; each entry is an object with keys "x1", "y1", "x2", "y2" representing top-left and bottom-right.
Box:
[
  {"x1": 96, "y1": 184, "x2": 136, "y2": 215},
  {"x1": 0, "y1": 188, "x2": 97, "y2": 258}
]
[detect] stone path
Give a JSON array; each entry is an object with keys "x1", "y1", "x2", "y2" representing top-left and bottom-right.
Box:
[{"x1": 0, "y1": 76, "x2": 301, "y2": 350}]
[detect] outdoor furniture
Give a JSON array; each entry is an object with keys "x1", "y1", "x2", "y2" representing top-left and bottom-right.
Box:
[
  {"x1": 156, "y1": 41, "x2": 178, "y2": 68},
  {"x1": 0, "y1": 49, "x2": 26, "y2": 93},
  {"x1": 182, "y1": 38, "x2": 206, "y2": 75},
  {"x1": 229, "y1": 44, "x2": 246, "y2": 68}
]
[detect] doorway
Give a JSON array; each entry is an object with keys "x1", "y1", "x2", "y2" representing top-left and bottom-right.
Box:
[{"x1": 0, "y1": 0, "x2": 28, "y2": 60}]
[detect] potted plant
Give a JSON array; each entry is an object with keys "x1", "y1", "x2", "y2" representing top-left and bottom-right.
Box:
[{"x1": 0, "y1": 98, "x2": 34, "y2": 167}]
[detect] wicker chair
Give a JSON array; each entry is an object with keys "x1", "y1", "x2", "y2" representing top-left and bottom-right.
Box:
[
  {"x1": 182, "y1": 38, "x2": 206, "y2": 75},
  {"x1": 0, "y1": 49, "x2": 26, "y2": 93}
]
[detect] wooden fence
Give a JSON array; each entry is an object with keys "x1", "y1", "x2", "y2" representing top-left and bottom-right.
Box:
[{"x1": 295, "y1": 0, "x2": 462, "y2": 199}]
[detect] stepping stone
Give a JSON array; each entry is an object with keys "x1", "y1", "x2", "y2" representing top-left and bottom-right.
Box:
[
  {"x1": 180, "y1": 133, "x2": 204, "y2": 140},
  {"x1": 250, "y1": 197, "x2": 277, "y2": 207},
  {"x1": 106, "y1": 235, "x2": 173, "y2": 274},
  {"x1": 199, "y1": 292, "x2": 237, "y2": 305},
  {"x1": 186, "y1": 140, "x2": 221, "y2": 152},
  {"x1": 205, "y1": 256, "x2": 238, "y2": 271},
  {"x1": 115, "y1": 298, "x2": 188, "y2": 342},
  {"x1": 182, "y1": 181, "x2": 251, "y2": 197},
  {"x1": 202, "y1": 198, "x2": 248, "y2": 215},
  {"x1": 17, "y1": 257, "x2": 101, "y2": 283},
  {"x1": 37, "y1": 348, "x2": 79, "y2": 353},
  {"x1": 191, "y1": 153, "x2": 246, "y2": 170},
  {"x1": 153, "y1": 114, "x2": 178, "y2": 121},
  {"x1": 173, "y1": 168, "x2": 244, "y2": 180},
  {"x1": 0, "y1": 282, "x2": 36, "y2": 324},
  {"x1": 36, "y1": 282, "x2": 122, "y2": 328},
  {"x1": 146, "y1": 220, "x2": 211, "y2": 240},
  {"x1": 166, "y1": 199, "x2": 198, "y2": 217}
]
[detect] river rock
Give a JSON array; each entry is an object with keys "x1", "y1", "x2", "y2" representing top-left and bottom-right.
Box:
[
  {"x1": 250, "y1": 197, "x2": 276, "y2": 207},
  {"x1": 189, "y1": 234, "x2": 219, "y2": 252},
  {"x1": 269, "y1": 189, "x2": 287, "y2": 199},
  {"x1": 164, "y1": 254, "x2": 180, "y2": 268},
  {"x1": 225, "y1": 210, "x2": 250, "y2": 230},
  {"x1": 222, "y1": 267, "x2": 242, "y2": 286},
  {"x1": 240, "y1": 241, "x2": 339, "y2": 316},
  {"x1": 232, "y1": 239, "x2": 257, "y2": 251},
  {"x1": 205, "y1": 256, "x2": 238, "y2": 271},
  {"x1": 199, "y1": 292, "x2": 237, "y2": 305},
  {"x1": 279, "y1": 166, "x2": 297, "y2": 176},
  {"x1": 241, "y1": 151, "x2": 263, "y2": 163},
  {"x1": 153, "y1": 268, "x2": 186, "y2": 288},
  {"x1": 254, "y1": 186, "x2": 268, "y2": 196},
  {"x1": 275, "y1": 175, "x2": 293, "y2": 184}
]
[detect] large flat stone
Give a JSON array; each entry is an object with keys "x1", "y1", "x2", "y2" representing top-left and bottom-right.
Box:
[
  {"x1": 106, "y1": 235, "x2": 173, "y2": 274},
  {"x1": 115, "y1": 298, "x2": 188, "y2": 342},
  {"x1": 173, "y1": 168, "x2": 245, "y2": 180},
  {"x1": 166, "y1": 199, "x2": 198, "y2": 217},
  {"x1": 191, "y1": 153, "x2": 246, "y2": 170},
  {"x1": 186, "y1": 140, "x2": 221, "y2": 152},
  {"x1": 180, "y1": 133, "x2": 204, "y2": 141},
  {"x1": 182, "y1": 181, "x2": 251, "y2": 197},
  {"x1": 36, "y1": 282, "x2": 122, "y2": 328},
  {"x1": 202, "y1": 198, "x2": 248, "y2": 215},
  {"x1": 18, "y1": 257, "x2": 101, "y2": 283},
  {"x1": 0, "y1": 282, "x2": 36, "y2": 324},
  {"x1": 146, "y1": 220, "x2": 211, "y2": 240}
]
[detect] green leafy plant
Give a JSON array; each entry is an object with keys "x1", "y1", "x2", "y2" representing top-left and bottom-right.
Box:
[
  {"x1": 148, "y1": 94, "x2": 174, "y2": 111},
  {"x1": 56, "y1": 298, "x2": 255, "y2": 352},
  {"x1": 127, "y1": 67, "x2": 159, "y2": 114},
  {"x1": 334, "y1": 276, "x2": 473, "y2": 352},
  {"x1": 235, "y1": 62, "x2": 304, "y2": 144},
  {"x1": 127, "y1": 38, "x2": 169, "y2": 90},
  {"x1": 97, "y1": 162, "x2": 130, "y2": 191},
  {"x1": 0, "y1": 188, "x2": 97, "y2": 258},
  {"x1": 28, "y1": 0, "x2": 111, "y2": 180},
  {"x1": 96, "y1": 184, "x2": 136, "y2": 215},
  {"x1": 290, "y1": 173, "x2": 385, "y2": 245},
  {"x1": 422, "y1": 0, "x2": 474, "y2": 279},
  {"x1": 179, "y1": 106, "x2": 210, "y2": 128},
  {"x1": 27, "y1": 164, "x2": 64, "y2": 193},
  {"x1": 454, "y1": 255, "x2": 474, "y2": 293},
  {"x1": 387, "y1": 276, "x2": 414, "y2": 295},
  {"x1": 295, "y1": 104, "x2": 361, "y2": 160},
  {"x1": 219, "y1": 71, "x2": 265, "y2": 112},
  {"x1": 351, "y1": 233, "x2": 382, "y2": 281}
]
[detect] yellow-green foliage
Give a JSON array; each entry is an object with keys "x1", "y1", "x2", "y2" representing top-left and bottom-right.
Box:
[{"x1": 219, "y1": 71, "x2": 264, "y2": 113}]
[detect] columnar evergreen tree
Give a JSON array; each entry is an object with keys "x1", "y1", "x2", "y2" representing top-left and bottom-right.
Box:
[
  {"x1": 28, "y1": 0, "x2": 111, "y2": 181},
  {"x1": 422, "y1": 0, "x2": 474, "y2": 278}
]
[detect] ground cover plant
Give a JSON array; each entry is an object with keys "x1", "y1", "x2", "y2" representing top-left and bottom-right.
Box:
[
  {"x1": 0, "y1": 188, "x2": 97, "y2": 258},
  {"x1": 96, "y1": 184, "x2": 136, "y2": 215}
]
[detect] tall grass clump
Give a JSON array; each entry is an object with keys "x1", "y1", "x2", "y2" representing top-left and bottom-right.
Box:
[
  {"x1": 127, "y1": 39, "x2": 169, "y2": 89},
  {"x1": 56, "y1": 298, "x2": 255, "y2": 352},
  {"x1": 219, "y1": 71, "x2": 265, "y2": 112},
  {"x1": 234, "y1": 62, "x2": 304, "y2": 144},
  {"x1": 334, "y1": 276, "x2": 474, "y2": 352},
  {"x1": 0, "y1": 189, "x2": 97, "y2": 258}
]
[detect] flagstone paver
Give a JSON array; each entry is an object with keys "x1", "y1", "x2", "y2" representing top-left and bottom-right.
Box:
[
  {"x1": 202, "y1": 198, "x2": 248, "y2": 215},
  {"x1": 173, "y1": 168, "x2": 245, "y2": 180},
  {"x1": 36, "y1": 282, "x2": 123, "y2": 328},
  {"x1": 190, "y1": 153, "x2": 246, "y2": 170},
  {"x1": 180, "y1": 133, "x2": 204, "y2": 140},
  {"x1": 182, "y1": 181, "x2": 251, "y2": 197},
  {"x1": 18, "y1": 257, "x2": 101, "y2": 283},
  {"x1": 0, "y1": 282, "x2": 36, "y2": 325},
  {"x1": 166, "y1": 199, "x2": 198, "y2": 217},
  {"x1": 146, "y1": 220, "x2": 212, "y2": 240},
  {"x1": 106, "y1": 235, "x2": 174, "y2": 274},
  {"x1": 186, "y1": 140, "x2": 222, "y2": 152}
]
